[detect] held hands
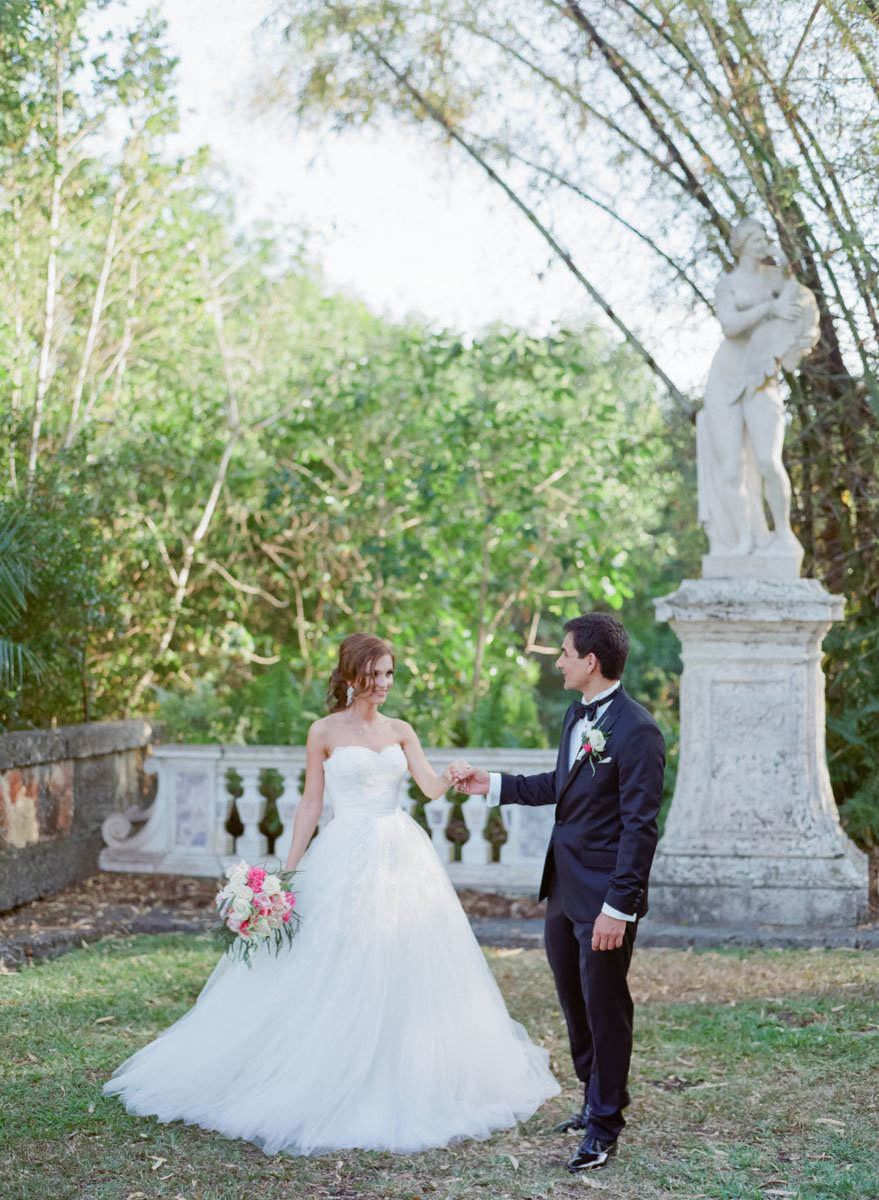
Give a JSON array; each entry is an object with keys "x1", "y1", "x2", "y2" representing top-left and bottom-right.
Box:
[
  {"x1": 440, "y1": 760, "x2": 483, "y2": 792},
  {"x1": 446, "y1": 761, "x2": 490, "y2": 795},
  {"x1": 446, "y1": 766, "x2": 624, "y2": 951}
]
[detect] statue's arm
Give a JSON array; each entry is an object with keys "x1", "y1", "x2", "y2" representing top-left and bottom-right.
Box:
[{"x1": 715, "y1": 275, "x2": 778, "y2": 339}]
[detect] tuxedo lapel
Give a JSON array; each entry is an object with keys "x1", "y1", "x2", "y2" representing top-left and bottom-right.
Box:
[
  {"x1": 556, "y1": 704, "x2": 580, "y2": 798},
  {"x1": 557, "y1": 742, "x2": 589, "y2": 800},
  {"x1": 596, "y1": 685, "x2": 628, "y2": 741},
  {"x1": 557, "y1": 686, "x2": 627, "y2": 802}
]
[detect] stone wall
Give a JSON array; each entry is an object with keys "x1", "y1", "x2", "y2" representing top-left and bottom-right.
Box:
[{"x1": 0, "y1": 721, "x2": 156, "y2": 912}]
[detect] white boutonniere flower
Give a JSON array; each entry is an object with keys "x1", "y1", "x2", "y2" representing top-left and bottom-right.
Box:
[
  {"x1": 576, "y1": 724, "x2": 610, "y2": 774},
  {"x1": 588, "y1": 728, "x2": 606, "y2": 754}
]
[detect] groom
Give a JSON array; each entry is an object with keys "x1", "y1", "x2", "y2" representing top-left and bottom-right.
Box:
[{"x1": 453, "y1": 613, "x2": 665, "y2": 1172}]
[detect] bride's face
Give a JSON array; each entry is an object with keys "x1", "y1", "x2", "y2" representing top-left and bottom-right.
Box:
[{"x1": 360, "y1": 654, "x2": 395, "y2": 704}]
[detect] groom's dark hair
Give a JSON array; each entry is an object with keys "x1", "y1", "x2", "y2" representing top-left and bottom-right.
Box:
[{"x1": 564, "y1": 613, "x2": 628, "y2": 679}]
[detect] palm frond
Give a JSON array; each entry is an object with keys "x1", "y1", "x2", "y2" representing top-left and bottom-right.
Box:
[
  {"x1": 0, "y1": 509, "x2": 41, "y2": 682},
  {"x1": 0, "y1": 636, "x2": 41, "y2": 684},
  {"x1": 0, "y1": 512, "x2": 36, "y2": 626}
]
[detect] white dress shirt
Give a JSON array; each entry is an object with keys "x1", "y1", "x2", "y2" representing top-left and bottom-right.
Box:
[{"x1": 485, "y1": 682, "x2": 635, "y2": 922}]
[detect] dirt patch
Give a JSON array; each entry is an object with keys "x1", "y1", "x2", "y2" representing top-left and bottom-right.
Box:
[
  {"x1": 0, "y1": 870, "x2": 543, "y2": 968},
  {"x1": 454, "y1": 887, "x2": 545, "y2": 920},
  {"x1": 0, "y1": 870, "x2": 218, "y2": 935}
]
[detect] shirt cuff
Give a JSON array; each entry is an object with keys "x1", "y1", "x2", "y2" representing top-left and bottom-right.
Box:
[
  {"x1": 486, "y1": 772, "x2": 502, "y2": 807},
  {"x1": 601, "y1": 901, "x2": 636, "y2": 922}
]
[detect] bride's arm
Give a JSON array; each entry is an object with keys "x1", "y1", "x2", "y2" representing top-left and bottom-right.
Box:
[
  {"x1": 398, "y1": 722, "x2": 464, "y2": 800},
  {"x1": 284, "y1": 724, "x2": 326, "y2": 870}
]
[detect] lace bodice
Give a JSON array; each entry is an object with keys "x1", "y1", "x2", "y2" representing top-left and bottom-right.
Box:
[{"x1": 323, "y1": 744, "x2": 409, "y2": 818}]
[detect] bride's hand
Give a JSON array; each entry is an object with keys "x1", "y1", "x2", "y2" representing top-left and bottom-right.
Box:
[{"x1": 446, "y1": 759, "x2": 471, "y2": 787}]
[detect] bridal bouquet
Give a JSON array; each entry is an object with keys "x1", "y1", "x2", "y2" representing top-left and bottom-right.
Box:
[{"x1": 214, "y1": 861, "x2": 300, "y2": 964}]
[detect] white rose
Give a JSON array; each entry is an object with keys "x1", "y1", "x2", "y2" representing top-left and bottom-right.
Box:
[
  {"x1": 262, "y1": 875, "x2": 281, "y2": 897},
  {"x1": 232, "y1": 879, "x2": 252, "y2": 899},
  {"x1": 232, "y1": 897, "x2": 251, "y2": 917},
  {"x1": 254, "y1": 916, "x2": 271, "y2": 936},
  {"x1": 589, "y1": 729, "x2": 606, "y2": 753}
]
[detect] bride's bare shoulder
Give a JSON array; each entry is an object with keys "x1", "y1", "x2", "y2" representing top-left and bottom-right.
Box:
[
  {"x1": 306, "y1": 715, "x2": 337, "y2": 744},
  {"x1": 388, "y1": 717, "x2": 417, "y2": 741}
]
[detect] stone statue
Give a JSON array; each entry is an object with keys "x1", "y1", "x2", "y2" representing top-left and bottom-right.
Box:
[{"x1": 697, "y1": 218, "x2": 819, "y2": 577}]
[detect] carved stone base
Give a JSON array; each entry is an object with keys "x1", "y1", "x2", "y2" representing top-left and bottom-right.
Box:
[
  {"x1": 702, "y1": 547, "x2": 803, "y2": 581},
  {"x1": 652, "y1": 578, "x2": 869, "y2": 929}
]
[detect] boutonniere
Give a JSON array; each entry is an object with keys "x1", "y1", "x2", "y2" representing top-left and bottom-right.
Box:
[{"x1": 575, "y1": 725, "x2": 609, "y2": 775}]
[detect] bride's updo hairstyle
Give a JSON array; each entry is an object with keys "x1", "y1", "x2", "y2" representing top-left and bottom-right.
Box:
[{"x1": 327, "y1": 633, "x2": 395, "y2": 713}]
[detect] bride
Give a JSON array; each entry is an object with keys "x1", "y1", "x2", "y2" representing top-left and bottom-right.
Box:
[{"x1": 104, "y1": 633, "x2": 559, "y2": 1155}]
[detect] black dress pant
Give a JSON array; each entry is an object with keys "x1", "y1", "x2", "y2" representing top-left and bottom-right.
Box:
[{"x1": 544, "y1": 886, "x2": 637, "y2": 1141}]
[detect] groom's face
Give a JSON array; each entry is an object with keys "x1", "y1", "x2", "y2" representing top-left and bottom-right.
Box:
[{"x1": 555, "y1": 633, "x2": 596, "y2": 694}]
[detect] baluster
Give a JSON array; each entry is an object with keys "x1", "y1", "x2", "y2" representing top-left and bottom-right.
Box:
[
  {"x1": 426, "y1": 796, "x2": 451, "y2": 859},
  {"x1": 213, "y1": 760, "x2": 235, "y2": 858},
  {"x1": 484, "y1": 804, "x2": 508, "y2": 864},
  {"x1": 258, "y1": 768, "x2": 285, "y2": 857},
  {"x1": 274, "y1": 766, "x2": 303, "y2": 864},
  {"x1": 235, "y1": 766, "x2": 268, "y2": 863},
  {"x1": 459, "y1": 796, "x2": 490, "y2": 865},
  {"x1": 499, "y1": 802, "x2": 519, "y2": 864}
]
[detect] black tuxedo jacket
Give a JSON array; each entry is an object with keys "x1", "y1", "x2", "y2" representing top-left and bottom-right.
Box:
[{"x1": 499, "y1": 685, "x2": 665, "y2": 924}]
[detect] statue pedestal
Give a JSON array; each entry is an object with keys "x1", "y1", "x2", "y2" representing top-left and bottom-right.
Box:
[
  {"x1": 702, "y1": 547, "x2": 803, "y2": 581},
  {"x1": 651, "y1": 578, "x2": 868, "y2": 931}
]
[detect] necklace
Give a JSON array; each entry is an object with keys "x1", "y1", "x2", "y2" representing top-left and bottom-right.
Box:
[{"x1": 349, "y1": 711, "x2": 380, "y2": 736}]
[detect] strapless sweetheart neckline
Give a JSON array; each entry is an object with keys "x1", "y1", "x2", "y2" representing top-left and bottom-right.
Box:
[{"x1": 326, "y1": 743, "x2": 405, "y2": 762}]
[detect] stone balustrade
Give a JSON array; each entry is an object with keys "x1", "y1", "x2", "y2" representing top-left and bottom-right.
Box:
[{"x1": 100, "y1": 745, "x2": 557, "y2": 893}]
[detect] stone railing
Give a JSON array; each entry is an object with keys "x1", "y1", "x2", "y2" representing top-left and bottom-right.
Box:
[
  {"x1": 100, "y1": 745, "x2": 557, "y2": 893},
  {"x1": 1, "y1": 720, "x2": 155, "y2": 911}
]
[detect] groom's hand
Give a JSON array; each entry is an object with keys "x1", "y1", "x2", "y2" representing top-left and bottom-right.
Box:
[
  {"x1": 591, "y1": 912, "x2": 626, "y2": 952},
  {"x1": 453, "y1": 766, "x2": 490, "y2": 795}
]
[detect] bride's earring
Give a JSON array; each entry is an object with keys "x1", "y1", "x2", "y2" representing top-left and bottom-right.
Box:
[{"x1": 346, "y1": 685, "x2": 354, "y2": 706}]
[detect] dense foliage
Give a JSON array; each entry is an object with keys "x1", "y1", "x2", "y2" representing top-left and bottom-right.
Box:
[{"x1": 0, "y1": 2, "x2": 697, "y2": 749}]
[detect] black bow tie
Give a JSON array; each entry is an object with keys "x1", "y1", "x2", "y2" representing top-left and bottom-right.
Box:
[{"x1": 572, "y1": 699, "x2": 603, "y2": 724}]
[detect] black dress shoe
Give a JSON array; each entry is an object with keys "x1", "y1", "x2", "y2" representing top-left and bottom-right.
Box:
[
  {"x1": 566, "y1": 1136, "x2": 617, "y2": 1172},
  {"x1": 553, "y1": 1104, "x2": 591, "y2": 1133}
]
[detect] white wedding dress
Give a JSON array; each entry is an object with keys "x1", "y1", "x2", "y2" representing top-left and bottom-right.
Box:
[{"x1": 104, "y1": 744, "x2": 559, "y2": 1155}]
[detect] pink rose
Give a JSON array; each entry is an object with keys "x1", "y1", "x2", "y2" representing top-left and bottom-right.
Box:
[
  {"x1": 284, "y1": 891, "x2": 296, "y2": 907},
  {"x1": 282, "y1": 912, "x2": 291, "y2": 923},
  {"x1": 247, "y1": 866, "x2": 266, "y2": 889},
  {"x1": 583, "y1": 743, "x2": 592, "y2": 754}
]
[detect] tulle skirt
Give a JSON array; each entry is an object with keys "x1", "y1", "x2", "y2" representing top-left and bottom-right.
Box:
[{"x1": 103, "y1": 806, "x2": 559, "y2": 1155}]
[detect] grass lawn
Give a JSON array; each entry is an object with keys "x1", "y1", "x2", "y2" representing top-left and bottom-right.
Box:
[{"x1": 0, "y1": 935, "x2": 877, "y2": 1200}]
